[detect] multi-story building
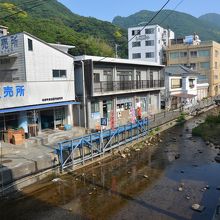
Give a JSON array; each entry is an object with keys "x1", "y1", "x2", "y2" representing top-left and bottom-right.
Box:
[
  {"x1": 0, "y1": 28, "x2": 79, "y2": 138},
  {"x1": 166, "y1": 36, "x2": 220, "y2": 96},
  {"x1": 128, "y1": 24, "x2": 175, "y2": 65},
  {"x1": 162, "y1": 65, "x2": 209, "y2": 110},
  {"x1": 74, "y1": 55, "x2": 165, "y2": 130}
]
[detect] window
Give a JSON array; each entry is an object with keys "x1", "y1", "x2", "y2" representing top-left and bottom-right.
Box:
[
  {"x1": 158, "y1": 28, "x2": 160, "y2": 32},
  {"x1": 146, "y1": 52, "x2": 154, "y2": 58},
  {"x1": 132, "y1": 30, "x2": 141, "y2": 36},
  {"x1": 52, "y1": 70, "x2": 67, "y2": 78},
  {"x1": 189, "y1": 79, "x2": 195, "y2": 88},
  {"x1": 171, "y1": 79, "x2": 182, "y2": 89},
  {"x1": 180, "y1": 52, "x2": 187, "y2": 57},
  {"x1": 200, "y1": 62, "x2": 210, "y2": 69},
  {"x1": 132, "y1": 41, "x2": 141, "y2": 47},
  {"x1": 214, "y1": 75, "x2": 218, "y2": 80},
  {"x1": 198, "y1": 50, "x2": 210, "y2": 57},
  {"x1": 145, "y1": 28, "x2": 154, "y2": 34},
  {"x1": 215, "y1": 62, "x2": 218, "y2": 69},
  {"x1": 28, "y1": 38, "x2": 33, "y2": 51},
  {"x1": 190, "y1": 63, "x2": 196, "y2": 70},
  {"x1": 91, "y1": 101, "x2": 99, "y2": 113},
  {"x1": 0, "y1": 58, "x2": 10, "y2": 64},
  {"x1": 170, "y1": 52, "x2": 179, "y2": 59},
  {"x1": 145, "y1": 40, "x2": 154, "y2": 46},
  {"x1": 190, "y1": 51, "x2": 197, "y2": 57},
  {"x1": 215, "y1": 50, "x2": 219, "y2": 57},
  {"x1": 94, "y1": 73, "x2": 100, "y2": 83},
  {"x1": 132, "y1": 53, "x2": 141, "y2": 59}
]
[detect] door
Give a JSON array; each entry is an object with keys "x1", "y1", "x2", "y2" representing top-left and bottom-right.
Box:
[
  {"x1": 40, "y1": 110, "x2": 54, "y2": 130},
  {"x1": 136, "y1": 71, "x2": 141, "y2": 89}
]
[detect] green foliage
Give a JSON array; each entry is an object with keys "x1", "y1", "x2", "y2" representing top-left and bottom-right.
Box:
[
  {"x1": 113, "y1": 10, "x2": 220, "y2": 42},
  {"x1": 176, "y1": 112, "x2": 186, "y2": 123},
  {"x1": 199, "y1": 13, "x2": 220, "y2": 29},
  {"x1": 205, "y1": 113, "x2": 220, "y2": 124},
  {"x1": 0, "y1": 0, "x2": 127, "y2": 57}
]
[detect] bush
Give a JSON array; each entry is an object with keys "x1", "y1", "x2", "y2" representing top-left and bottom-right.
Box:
[{"x1": 176, "y1": 112, "x2": 186, "y2": 123}]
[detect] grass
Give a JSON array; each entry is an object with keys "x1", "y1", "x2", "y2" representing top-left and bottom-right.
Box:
[
  {"x1": 176, "y1": 112, "x2": 186, "y2": 124},
  {"x1": 192, "y1": 111, "x2": 220, "y2": 144}
]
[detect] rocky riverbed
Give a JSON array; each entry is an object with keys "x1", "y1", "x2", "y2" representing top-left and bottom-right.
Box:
[{"x1": 0, "y1": 108, "x2": 220, "y2": 220}]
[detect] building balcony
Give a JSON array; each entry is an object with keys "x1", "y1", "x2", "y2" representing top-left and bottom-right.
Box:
[{"x1": 93, "y1": 80, "x2": 164, "y2": 94}]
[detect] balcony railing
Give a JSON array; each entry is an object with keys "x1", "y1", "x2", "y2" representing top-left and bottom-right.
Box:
[{"x1": 94, "y1": 80, "x2": 164, "y2": 93}]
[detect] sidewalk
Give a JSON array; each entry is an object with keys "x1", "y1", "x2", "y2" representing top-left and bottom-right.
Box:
[{"x1": 0, "y1": 127, "x2": 86, "y2": 192}]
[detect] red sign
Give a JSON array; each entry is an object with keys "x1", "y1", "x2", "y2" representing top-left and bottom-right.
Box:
[{"x1": 110, "y1": 110, "x2": 115, "y2": 130}]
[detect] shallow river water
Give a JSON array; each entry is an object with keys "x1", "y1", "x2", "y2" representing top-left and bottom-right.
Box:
[{"x1": 0, "y1": 108, "x2": 220, "y2": 220}]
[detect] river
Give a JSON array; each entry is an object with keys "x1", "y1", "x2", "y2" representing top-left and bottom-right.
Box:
[{"x1": 0, "y1": 108, "x2": 220, "y2": 220}]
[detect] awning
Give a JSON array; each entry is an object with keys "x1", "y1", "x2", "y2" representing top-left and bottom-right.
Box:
[
  {"x1": 0, "y1": 53, "x2": 18, "y2": 59},
  {"x1": 171, "y1": 93, "x2": 197, "y2": 99},
  {"x1": 0, "y1": 101, "x2": 80, "y2": 114}
]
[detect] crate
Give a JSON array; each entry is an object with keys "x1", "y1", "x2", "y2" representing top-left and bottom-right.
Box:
[{"x1": 12, "y1": 133, "x2": 24, "y2": 145}]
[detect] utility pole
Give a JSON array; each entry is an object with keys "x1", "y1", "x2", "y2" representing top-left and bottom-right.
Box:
[{"x1": 115, "y1": 44, "x2": 119, "y2": 58}]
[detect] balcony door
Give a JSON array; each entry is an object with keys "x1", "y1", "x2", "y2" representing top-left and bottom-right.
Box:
[
  {"x1": 104, "y1": 70, "x2": 113, "y2": 92},
  {"x1": 136, "y1": 71, "x2": 141, "y2": 89},
  {"x1": 150, "y1": 71, "x2": 154, "y2": 87},
  {"x1": 119, "y1": 74, "x2": 132, "y2": 90}
]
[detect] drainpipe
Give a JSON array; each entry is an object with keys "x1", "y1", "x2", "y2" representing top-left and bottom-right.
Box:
[{"x1": 81, "y1": 60, "x2": 87, "y2": 128}]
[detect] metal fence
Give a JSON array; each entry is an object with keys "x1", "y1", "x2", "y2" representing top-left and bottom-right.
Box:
[
  {"x1": 56, "y1": 96, "x2": 215, "y2": 171},
  {"x1": 56, "y1": 119, "x2": 149, "y2": 171}
]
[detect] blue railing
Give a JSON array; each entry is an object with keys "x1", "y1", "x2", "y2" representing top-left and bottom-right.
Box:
[{"x1": 56, "y1": 118, "x2": 149, "y2": 171}]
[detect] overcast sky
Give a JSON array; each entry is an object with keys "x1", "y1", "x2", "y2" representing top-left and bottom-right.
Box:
[{"x1": 59, "y1": 0, "x2": 220, "y2": 22}]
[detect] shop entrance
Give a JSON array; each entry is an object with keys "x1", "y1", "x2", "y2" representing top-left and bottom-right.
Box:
[{"x1": 40, "y1": 110, "x2": 54, "y2": 130}]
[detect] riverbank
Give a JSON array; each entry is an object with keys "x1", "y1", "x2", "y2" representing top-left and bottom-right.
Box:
[
  {"x1": 1, "y1": 107, "x2": 220, "y2": 220},
  {"x1": 0, "y1": 102, "x2": 216, "y2": 195},
  {"x1": 192, "y1": 107, "x2": 220, "y2": 145}
]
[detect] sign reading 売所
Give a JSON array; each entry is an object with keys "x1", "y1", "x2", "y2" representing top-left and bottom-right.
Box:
[
  {"x1": 0, "y1": 85, "x2": 25, "y2": 98},
  {"x1": 0, "y1": 34, "x2": 18, "y2": 55}
]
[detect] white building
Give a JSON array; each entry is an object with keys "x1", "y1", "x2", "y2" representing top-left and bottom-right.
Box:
[
  {"x1": 128, "y1": 24, "x2": 175, "y2": 65},
  {"x1": 163, "y1": 65, "x2": 209, "y2": 110},
  {"x1": 0, "y1": 28, "x2": 79, "y2": 138},
  {"x1": 74, "y1": 55, "x2": 165, "y2": 130}
]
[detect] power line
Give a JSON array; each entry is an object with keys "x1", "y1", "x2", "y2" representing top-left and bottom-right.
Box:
[
  {"x1": 159, "y1": 0, "x2": 185, "y2": 25},
  {"x1": 0, "y1": 0, "x2": 50, "y2": 20},
  {"x1": 128, "y1": 0, "x2": 171, "y2": 44},
  {"x1": 98, "y1": 0, "x2": 171, "y2": 62},
  {"x1": 0, "y1": 0, "x2": 45, "y2": 13}
]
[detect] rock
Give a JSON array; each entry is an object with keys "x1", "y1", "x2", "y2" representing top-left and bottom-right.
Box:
[
  {"x1": 178, "y1": 187, "x2": 183, "y2": 192},
  {"x1": 216, "y1": 186, "x2": 220, "y2": 190},
  {"x1": 52, "y1": 178, "x2": 63, "y2": 183},
  {"x1": 215, "y1": 156, "x2": 220, "y2": 163},
  {"x1": 143, "y1": 175, "x2": 149, "y2": 179},
  {"x1": 186, "y1": 196, "x2": 190, "y2": 200},
  {"x1": 75, "y1": 178, "x2": 78, "y2": 181},
  {"x1": 206, "y1": 141, "x2": 210, "y2": 145},
  {"x1": 121, "y1": 154, "x2": 126, "y2": 158},
  {"x1": 205, "y1": 185, "x2": 210, "y2": 189},
  {"x1": 210, "y1": 143, "x2": 215, "y2": 148},
  {"x1": 192, "y1": 164, "x2": 198, "y2": 167},
  {"x1": 180, "y1": 170, "x2": 184, "y2": 174},
  {"x1": 69, "y1": 208, "x2": 72, "y2": 211},
  {"x1": 175, "y1": 154, "x2": 181, "y2": 159},
  {"x1": 191, "y1": 204, "x2": 205, "y2": 212},
  {"x1": 135, "y1": 148, "x2": 141, "y2": 152},
  {"x1": 89, "y1": 192, "x2": 93, "y2": 195},
  {"x1": 92, "y1": 173, "x2": 97, "y2": 177},
  {"x1": 127, "y1": 171, "x2": 131, "y2": 174}
]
